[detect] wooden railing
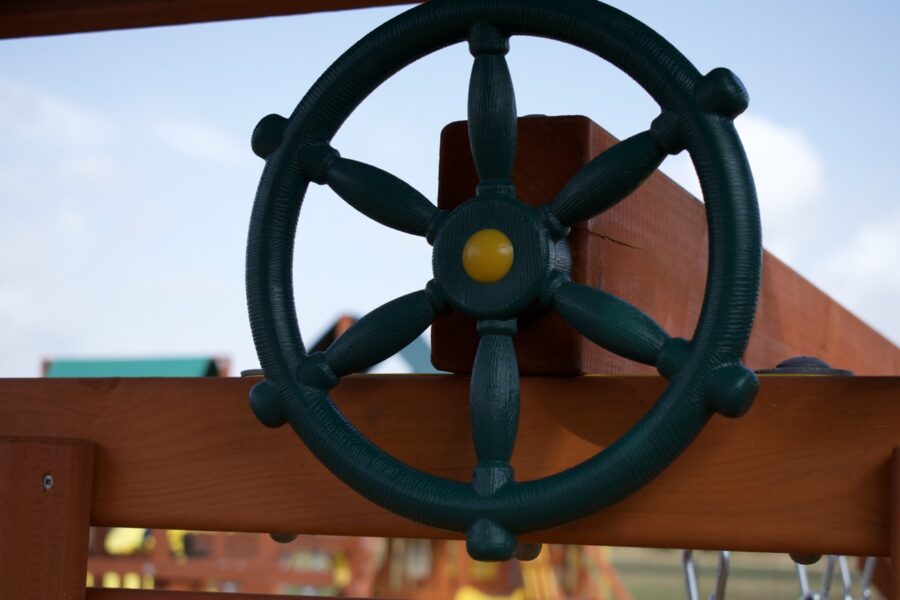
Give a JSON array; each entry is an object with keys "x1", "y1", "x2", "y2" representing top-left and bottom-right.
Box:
[{"x1": 2, "y1": 375, "x2": 899, "y2": 598}]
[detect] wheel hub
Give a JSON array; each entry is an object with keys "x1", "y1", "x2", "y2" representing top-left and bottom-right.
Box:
[
  {"x1": 431, "y1": 195, "x2": 552, "y2": 319},
  {"x1": 462, "y1": 228, "x2": 515, "y2": 284}
]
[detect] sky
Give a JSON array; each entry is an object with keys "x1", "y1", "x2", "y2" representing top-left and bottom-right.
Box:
[{"x1": 0, "y1": 1, "x2": 898, "y2": 376}]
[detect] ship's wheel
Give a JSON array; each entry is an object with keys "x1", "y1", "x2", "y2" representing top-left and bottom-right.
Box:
[{"x1": 246, "y1": 0, "x2": 761, "y2": 561}]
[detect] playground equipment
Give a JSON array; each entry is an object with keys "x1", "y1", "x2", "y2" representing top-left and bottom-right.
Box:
[
  {"x1": 83, "y1": 529, "x2": 378, "y2": 595},
  {"x1": 1, "y1": 1, "x2": 900, "y2": 599},
  {"x1": 246, "y1": 0, "x2": 761, "y2": 562}
]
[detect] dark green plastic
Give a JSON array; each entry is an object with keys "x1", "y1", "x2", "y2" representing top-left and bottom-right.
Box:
[
  {"x1": 550, "y1": 125, "x2": 674, "y2": 227},
  {"x1": 467, "y1": 23, "x2": 517, "y2": 196},
  {"x1": 246, "y1": 0, "x2": 761, "y2": 562},
  {"x1": 471, "y1": 319, "x2": 519, "y2": 465},
  {"x1": 553, "y1": 279, "x2": 671, "y2": 365}
]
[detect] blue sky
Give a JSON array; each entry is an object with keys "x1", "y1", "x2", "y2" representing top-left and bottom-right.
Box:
[{"x1": 0, "y1": 1, "x2": 898, "y2": 376}]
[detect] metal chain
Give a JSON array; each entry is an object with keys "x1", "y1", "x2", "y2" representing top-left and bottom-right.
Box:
[
  {"x1": 683, "y1": 550, "x2": 730, "y2": 600},
  {"x1": 682, "y1": 549, "x2": 875, "y2": 600},
  {"x1": 796, "y1": 555, "x2": 877, "y2": 600}
]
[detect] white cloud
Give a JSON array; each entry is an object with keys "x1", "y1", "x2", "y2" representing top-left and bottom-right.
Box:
[
  {"x1": 0, "y1": 156, "x2": 125, "y2": 214},
  {"x1": 0, "y1": 80, "x2": 115, "y2": 147},
  {"x1": 151, "y1": 117, "x2": 247, "y2": 165},
  {"x1": 665, "y1": 114, "x2": 898, "y2": 344},
  {"x1": 0, "y1": 84, "x2": 256, "y2": 376},
  {"x1": 0, "y1": 203, "x2": 94, "y2": 375},
  {"x1": 814, "y1": 207, "x2": 900, "y2": 345},
  {"x1": 666, "y1": 113, "x2": 827, "y2": 263},
  {"x1": 57, "y1": 155, "x2": 123, "y2": 189},
  {"x1": 0, "y1": 81, "x2": 129, "y2": 375}
]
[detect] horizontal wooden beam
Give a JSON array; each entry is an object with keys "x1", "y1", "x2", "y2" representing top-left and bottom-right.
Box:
[
  {"x1": 0, "y1": 0, "x2": 416, "y2": 39},
  {"x1": 1, "y1": 376, "x2": 898, "y2": 556},
  {"x1": 433, "y1": 117, "x2": 900, "y2": 376}
]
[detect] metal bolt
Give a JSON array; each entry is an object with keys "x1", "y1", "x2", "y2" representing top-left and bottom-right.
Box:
[
  {"x1": 42, "y1": 473, "x2": 54, "y2": 491},
  {"x1": 790, "y1": 553, "x2": 822, "y2": 565},
  {"x1": 756, "y1": 356, "x2": 853, "y2": 377}
]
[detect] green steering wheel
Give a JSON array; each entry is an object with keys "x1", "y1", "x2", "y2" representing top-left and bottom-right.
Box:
[{"x1": 246, "y1": 0, "x2": 761, "y2": 561}]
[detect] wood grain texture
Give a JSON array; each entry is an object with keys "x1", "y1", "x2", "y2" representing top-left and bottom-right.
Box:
[
  {"x1": 0, "y1": 436, "x2": 94, "y2": 600},
  {"x1": 431, "y1": 116, "x2": 900, "y2": 376},
  {"x1": 1, "y1": 376, "x2": 898, "y2": 556},
  {"x1": 873, "y1": 557, "x2": 895, "y2": 600},
  {"x1": 893, "y1": 448, "x2": 900, "y2": 599},
  {"x1": 0, "y1": 0, "x2": 416, "y2": 39}
]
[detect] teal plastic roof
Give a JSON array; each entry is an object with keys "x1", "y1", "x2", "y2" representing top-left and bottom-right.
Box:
[{"x1": 46, "y1": 358, "x2": 219, "y2": 377}]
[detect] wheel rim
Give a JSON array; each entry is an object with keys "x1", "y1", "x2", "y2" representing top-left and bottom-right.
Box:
[{"x1": 246, "y1": 0, "x2": 761, "y2": 560}]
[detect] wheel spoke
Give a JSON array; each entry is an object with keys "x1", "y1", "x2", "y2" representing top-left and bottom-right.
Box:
[
  {"x1": 300, "y1": 144, "x2": 439, "y2": 237},
  {"x1": 325, "y1": 285, "x2": 446, "y2": 377},
  {"x1": 467, "y1": 24, "x2": 517, "y2": 195},
  {"x1": 549, "y1": 129, "x2": 667, "y2": 227},
  {"x1": 470, "y1": 319, "x2": 519, "y2": 464},
  {"x1": 551, "y1": 279, "x2": 670, "y2": 366}
]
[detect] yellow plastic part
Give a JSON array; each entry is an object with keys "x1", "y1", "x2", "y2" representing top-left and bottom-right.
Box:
[
  {"x1": 332, "y1": 551, "x2": 352, "y2": 587},
  {"x1": 462, "y1": 228, "x2": 514, "y2": 283},
  {"x1": 102, "y1": 572, "x2": 122, "y2": 589},
  {"x1": 104, "y1": 527, "x2": 148, "y2": 555},
  {"x1": 122, "y1": 572, "x2": 141, "y2": 589},
  {"x1": 454, "y1": 585, "x2": 525, "y2": 600}
]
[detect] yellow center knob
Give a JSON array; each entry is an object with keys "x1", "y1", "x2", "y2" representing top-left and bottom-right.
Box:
[{"x1": 462, "y1": 228, "x2": 514, "y2": 283}]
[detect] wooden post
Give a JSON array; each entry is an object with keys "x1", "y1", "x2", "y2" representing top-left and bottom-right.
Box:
[
  {"x1": 892, "y1": 448, "x2": 900, "y2": 600},
  {"x1": 0, "y1": 436, "x2": 94, "y2": 600}
]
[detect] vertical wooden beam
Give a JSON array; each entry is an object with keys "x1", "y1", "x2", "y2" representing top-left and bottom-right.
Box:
[
  {"x1": 0, "y1": 436, "x2": 95, "y2": 600},
  {"x1": 892, "y1": 447, "x2": 900, "y2": 600}
]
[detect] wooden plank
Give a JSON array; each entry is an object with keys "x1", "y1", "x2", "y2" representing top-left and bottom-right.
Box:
[
  {"x1": 0, "y1": 436, "x2": 95, "y2": 600},
  {"x1": 85, "y1": 589, "x2": 344, "y2": 600},
  {"x1": 431, "y1": 116, "x2": 900, "y2": 376},
  {"x1": 0, "y1": 0, "x2": 416, "y2": 39},
  {"x1": 893, "y1": 448, "x2": 900, "y2": 599},
  {"x1": 749, "y1": 252, "x2": 900, "y2": 376},
  {"x1": 0, "y1": 376, "x2": 898, "y2": 556},
  {"x1": 433, "y1": 116, "x2": 598, "y2": 375},
  {"x1": 874, "y1": 558, "x2": 895, "y2": 600}
]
